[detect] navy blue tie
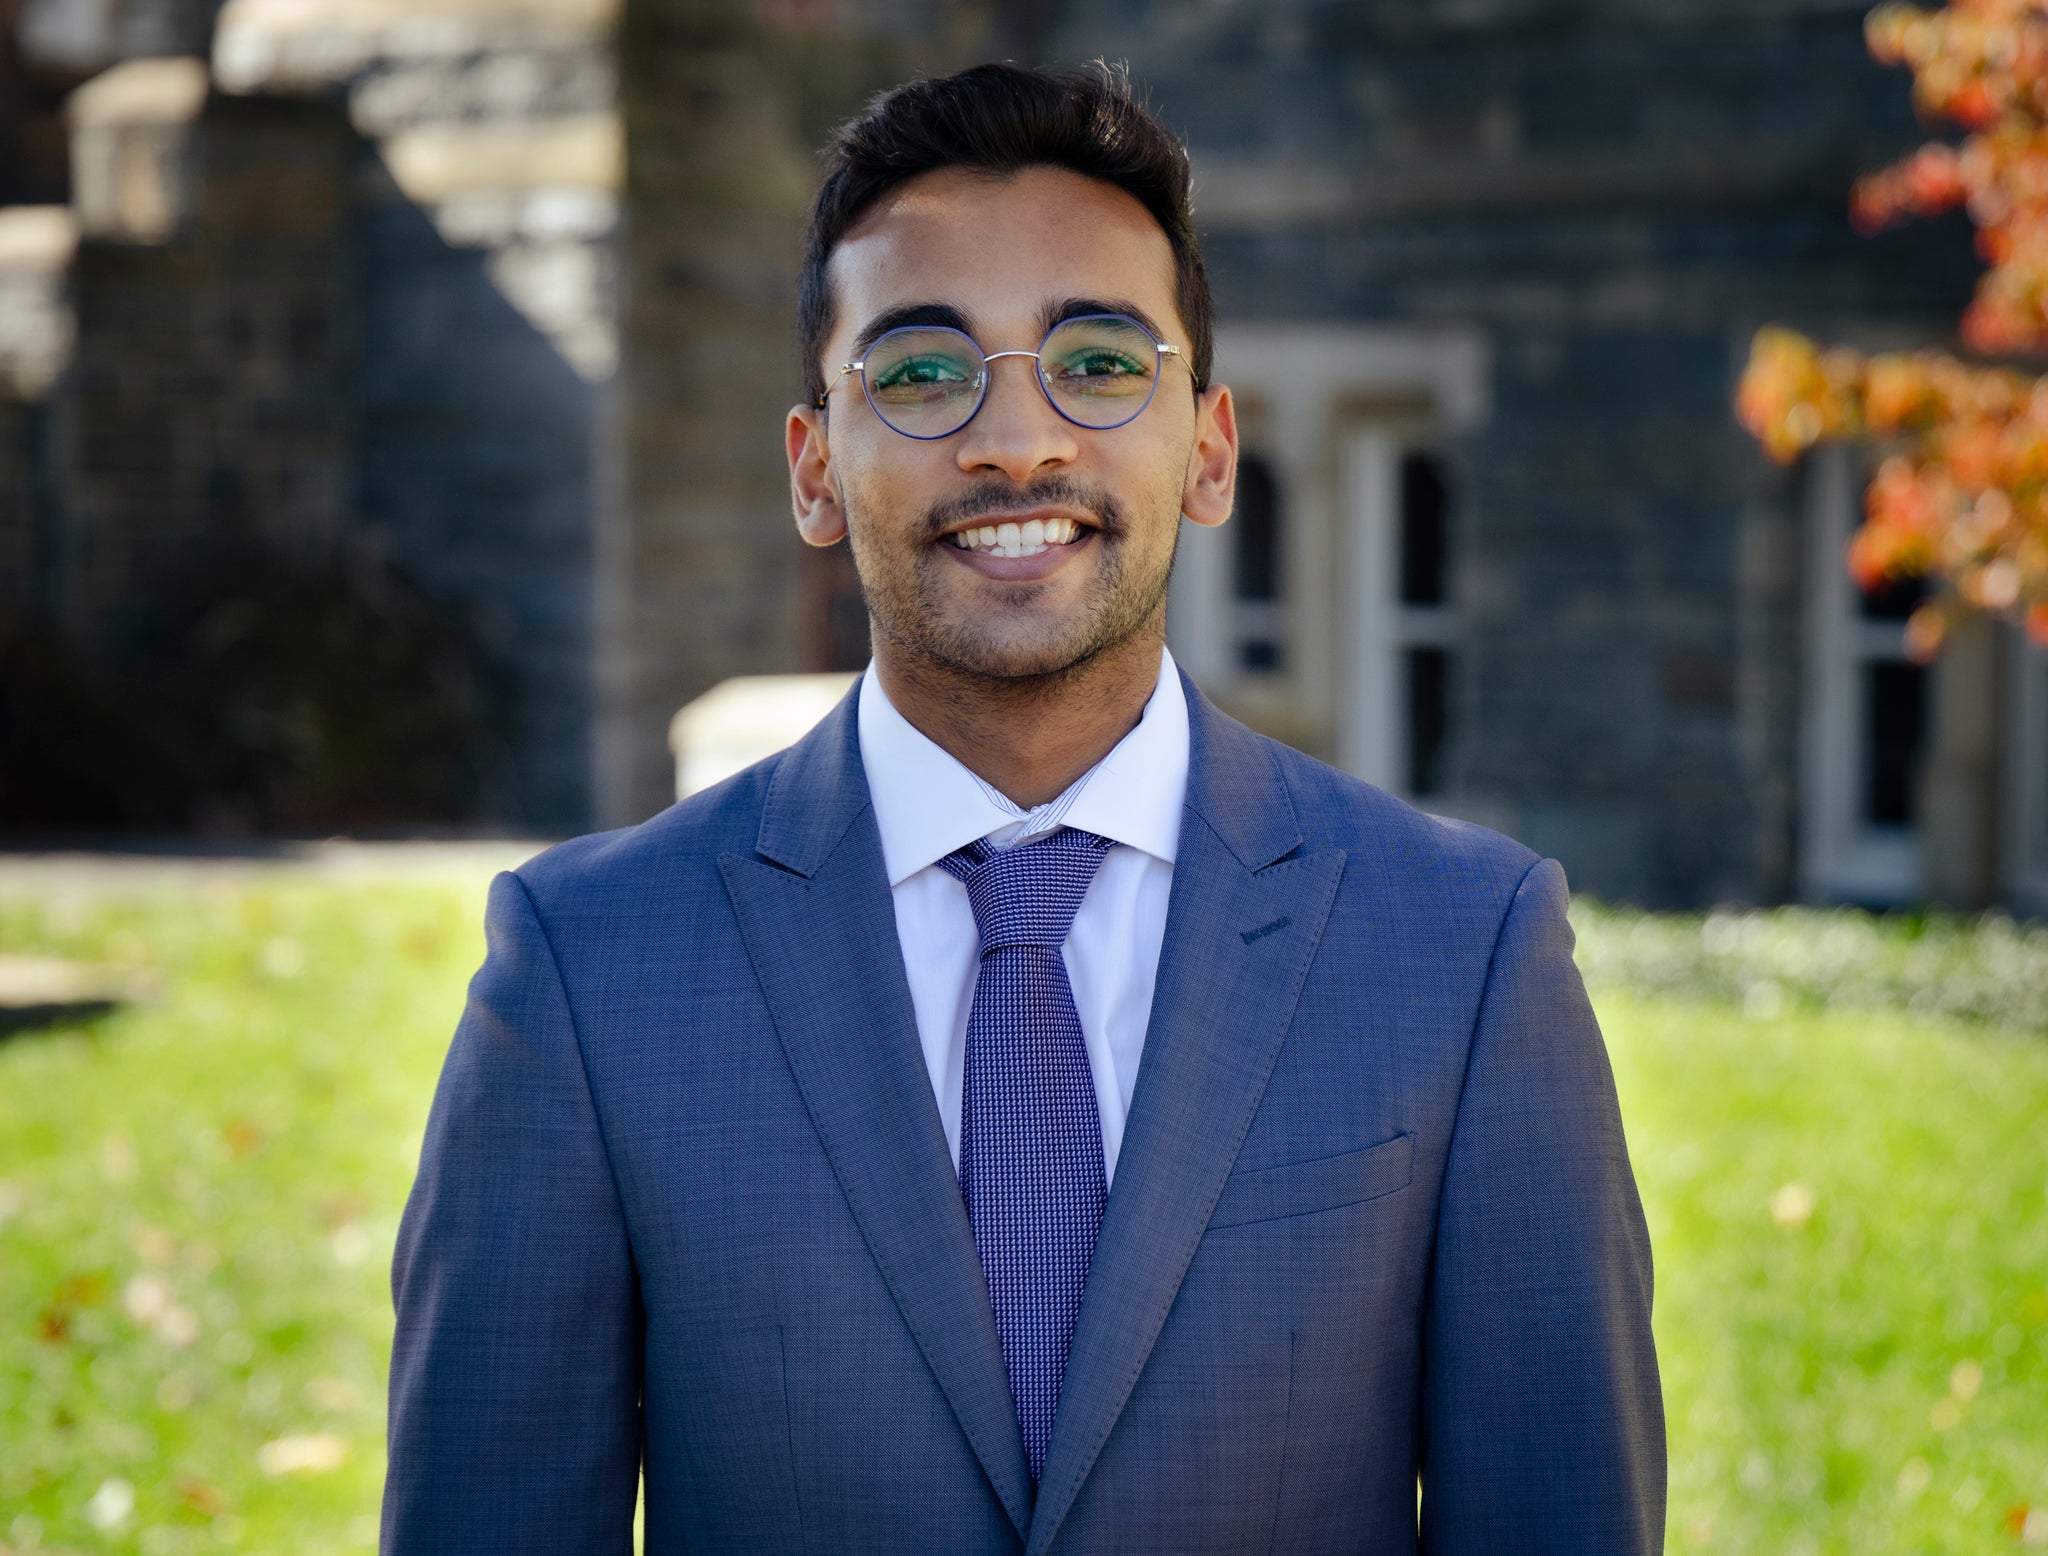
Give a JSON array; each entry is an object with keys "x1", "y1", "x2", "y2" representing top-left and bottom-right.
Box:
[{"x1": 939, "y1": 826, "x2": 1113, "y2": 1485}]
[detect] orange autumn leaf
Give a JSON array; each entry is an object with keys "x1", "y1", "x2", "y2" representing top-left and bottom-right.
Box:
[{"x1": 1738, "y1": 0, "x2": 2048, "y2": 637}]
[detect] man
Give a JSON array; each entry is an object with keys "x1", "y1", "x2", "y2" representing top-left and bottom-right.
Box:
[{"x1": 385, "y1": 62, "x2": 1664, "y2": 1554}]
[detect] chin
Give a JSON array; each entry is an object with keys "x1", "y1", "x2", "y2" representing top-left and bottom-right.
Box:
[
  {"x1": 909, "y1": 615, "x2": 1103, "y2": 682},
  {"x1": 945, "y1": 640, "x2": 1095, "y2": 683},
  {"x1": 876, "y1": 557, "x2": 1168, "y2": 685}
]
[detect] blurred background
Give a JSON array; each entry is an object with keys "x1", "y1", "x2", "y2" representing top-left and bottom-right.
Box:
[
  {"x1": 0, "y1": 0, "x2": 2026, "y2": 909},
  {"x1": 1, "y1": 0, "x2": 2045, "y2": 1552}
]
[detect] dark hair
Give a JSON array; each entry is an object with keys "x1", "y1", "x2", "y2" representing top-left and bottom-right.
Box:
[{"x1": 797, "y1": 61, "x2": 1212, "y2": 407}]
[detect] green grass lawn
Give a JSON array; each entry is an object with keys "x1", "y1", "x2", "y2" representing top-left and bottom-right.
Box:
[
  {"x1": 0, "y1": 865, "x2": 502, "y2": 1556},
  {"x1": 1610, "y1": 988, "x2": 2048, "y2": 1551},
  {"x1": 1, "y1": 864, "x2": 2045, "y2": 1553}
]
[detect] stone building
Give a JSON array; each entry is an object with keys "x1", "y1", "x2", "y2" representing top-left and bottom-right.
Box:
[
  {"x1": 4, "y1": 0, "x2": 2039, "y2": 913},
  {"x1": 0, "y1": 0, "x2": 616, "y2": 828}
]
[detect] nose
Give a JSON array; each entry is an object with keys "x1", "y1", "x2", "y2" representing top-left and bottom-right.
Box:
[{"x1": 952, "y1": 352, "x2": 1078, "y2": 482}]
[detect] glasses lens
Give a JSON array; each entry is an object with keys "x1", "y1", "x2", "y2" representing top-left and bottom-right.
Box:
[
  {"x1": 861, "y1": 328, "x2": 984, "y2": 436},
  {"x1": 1039, "y1": 315, "x2": 1160, "y2": 428}
]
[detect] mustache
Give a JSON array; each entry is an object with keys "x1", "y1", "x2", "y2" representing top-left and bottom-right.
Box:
[{"x1": 916, "y1": 475, "x2": 1124, "y2": 542}]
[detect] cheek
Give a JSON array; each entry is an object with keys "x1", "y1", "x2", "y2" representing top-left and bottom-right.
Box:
[
  {"x1": 833, "y1": 458, "x2": 903, "y2": 544},
  {"x1": 1119, "y1": 435, "x2": 1199, "y2": 531},
  {"x1": 837, "y1": 439, "x2": 944, "y2": 528}
]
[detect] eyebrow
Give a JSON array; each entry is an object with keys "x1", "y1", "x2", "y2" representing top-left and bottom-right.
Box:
[
  {"x1": 847, "y1": 296, "x2": 1177, "y2": 363},
  {"x1": 1037, "y1": 296, "x2": 1172, "y2": 344},
  {"x1": 849, "y1": 303, "x2": 973, "y2": 362}
]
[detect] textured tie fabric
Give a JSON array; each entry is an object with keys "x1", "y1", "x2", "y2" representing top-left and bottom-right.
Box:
[{"x1": 938, "y1": 826, "x2": 1114, "y2": 1485}]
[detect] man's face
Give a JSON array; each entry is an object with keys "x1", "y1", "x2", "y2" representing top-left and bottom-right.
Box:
[{"x1": 790, "y1": 164, "x2": 1235, "y2": 684}]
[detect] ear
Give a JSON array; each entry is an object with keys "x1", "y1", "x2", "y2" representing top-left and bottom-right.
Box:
[
  {"x1": 788, "y1": 404, "x2": 847, "y2": 547},
  {"x1": 1181, "y1": 382, "x2": 1238, "y2": 529}
]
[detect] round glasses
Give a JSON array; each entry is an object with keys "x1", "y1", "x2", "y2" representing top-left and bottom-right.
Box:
[{"x1": 818, "y1": 312, "x2": 1189, "y2": 440}]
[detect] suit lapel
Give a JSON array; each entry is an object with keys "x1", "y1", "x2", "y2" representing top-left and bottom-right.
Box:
[
  {"x1": 718, "y1": 685, "x2": 1034, "y2": 1537},
  {"x1": 1026, "y1": 678, "x2": 1348, "y2": 1556}
]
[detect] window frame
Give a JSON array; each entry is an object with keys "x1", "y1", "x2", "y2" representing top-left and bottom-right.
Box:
[
  {"x1": 1338, "y1": 428, "x2": 1464, "y2": 799},
  {"x1": 1166, "y1": 324, "x2": 1488, "y2": 779},
  {"x1": 1798, "y1": 444, "x2": 1925, "y2": 904}
]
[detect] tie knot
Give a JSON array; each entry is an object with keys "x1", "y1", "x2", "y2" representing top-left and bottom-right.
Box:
[{"x1": 938, "y1": 828, "x2": 1114, "y2": 954}]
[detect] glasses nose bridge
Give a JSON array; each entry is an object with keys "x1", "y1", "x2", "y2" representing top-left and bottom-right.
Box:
[
  {"x1": 976, "y1": 346, "x2": 1047, "y2": 396},
  {"x1": 967, "y1": 345, "x2": 1058, "y2": 428},
  {"x1": 953, "y1": 344, "x2": 1073, "y2": 466}
]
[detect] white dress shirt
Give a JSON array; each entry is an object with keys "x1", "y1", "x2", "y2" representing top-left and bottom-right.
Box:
[{"x1": 857, "y1": 647, "x2": 1189, "y2": 1185}]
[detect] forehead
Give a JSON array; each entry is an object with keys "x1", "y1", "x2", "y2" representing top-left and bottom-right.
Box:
[{"x1": 826, "y1": 164, "x2": 1180, "y2": 344}]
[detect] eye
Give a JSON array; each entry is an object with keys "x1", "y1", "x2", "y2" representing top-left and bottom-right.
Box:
[
  {"x1": 873, "y1": 354, "x2": 975, "y2": 390},
  {"x1": 1052, "y1": 348, "x2": 1149, "y2": 381}
]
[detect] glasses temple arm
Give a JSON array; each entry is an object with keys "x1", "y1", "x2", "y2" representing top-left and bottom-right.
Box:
[{"x1": 816, "y1": 361, "x2": 863, "y2": 408}]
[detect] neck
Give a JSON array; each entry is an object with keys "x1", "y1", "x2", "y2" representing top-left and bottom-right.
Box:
[{"x1": 872, "y1": 626, "x2": 1166, "y2": 809}]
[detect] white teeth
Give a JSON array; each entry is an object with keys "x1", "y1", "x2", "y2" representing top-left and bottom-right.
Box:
[{"x1": 949, "y1": 518, "x2": 1086, "y2": 555}]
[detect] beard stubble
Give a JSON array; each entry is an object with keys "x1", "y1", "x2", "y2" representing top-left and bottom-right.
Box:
[{"x1": 843, "y1": 471, "x2": 1179, "y2": 689}]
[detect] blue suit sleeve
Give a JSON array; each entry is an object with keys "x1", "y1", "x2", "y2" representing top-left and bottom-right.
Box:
[
  {"x1": 1419, "y1": 858, "x2": 1665, "y2": 1553},
  {"x1": 383, "y1": 870, "x2": 643, "y2": 1554}
]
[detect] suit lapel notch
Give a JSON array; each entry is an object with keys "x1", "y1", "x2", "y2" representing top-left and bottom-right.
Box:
[
  {"x1": 751, "y1": 678, "x2": 871, "y2": 879},
  {"x1": 1176, "y1": 668, "x2": 1304, "y2": 873}
]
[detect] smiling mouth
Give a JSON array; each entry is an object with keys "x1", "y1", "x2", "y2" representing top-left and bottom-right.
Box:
[{"x1": 945, "y1": 515, "x2": 1087, "y2": 559}]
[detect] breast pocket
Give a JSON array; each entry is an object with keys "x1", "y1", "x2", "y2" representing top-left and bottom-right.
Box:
[{"x1": 1207, "y1": 1132, "x2": 1414, "y2": 1230}]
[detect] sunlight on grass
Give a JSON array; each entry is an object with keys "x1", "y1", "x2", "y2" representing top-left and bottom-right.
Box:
[
  {"x1": 0, "y1": 871, "x2": 2043, "y2": 1552},
  {"x1": 0, "y1": 873, "x2": 493, "y2": 1554},
  {"x1": 1601, "y1": 989, "x2": 2048, "y2": 1552}
]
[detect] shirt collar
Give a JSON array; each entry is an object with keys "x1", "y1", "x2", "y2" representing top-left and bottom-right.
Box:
[{"x1": 857, "y1": 645, "x2": 1189, "y2": 887}]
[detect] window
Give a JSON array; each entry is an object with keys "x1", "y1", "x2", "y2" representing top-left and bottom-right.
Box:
[
  {"x1": 1340, "y1": 433, "x2": 1462, "y2": 800},
  {"x1": 1398, "y1": 452, "x2": 1456, "y2": 797},
  {"x1": 1230, "y1": 454, "x2": 1286, "y2": 673},
  {"x1": 1800, "y1": 446, "x2": 1929, "y2": 902},
  {"x1": 1163, "y1": 324, "x2": 1490, "y2": 773}
]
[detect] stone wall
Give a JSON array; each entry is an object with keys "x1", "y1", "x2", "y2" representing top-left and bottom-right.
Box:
[
  {"x1": 1, "y1": 0, "x2": 619, "y2": 831},
  {"x1": 58, "y1": 80, "x2": 357, "y2": 662},
  {"x1": 212, "y1": 0, "x2": 621, "y2": 826}
]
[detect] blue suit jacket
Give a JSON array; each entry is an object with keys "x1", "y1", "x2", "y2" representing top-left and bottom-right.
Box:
[{"x1": 384, "y1": 672, "x2": 1664, "y2": 1554}]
